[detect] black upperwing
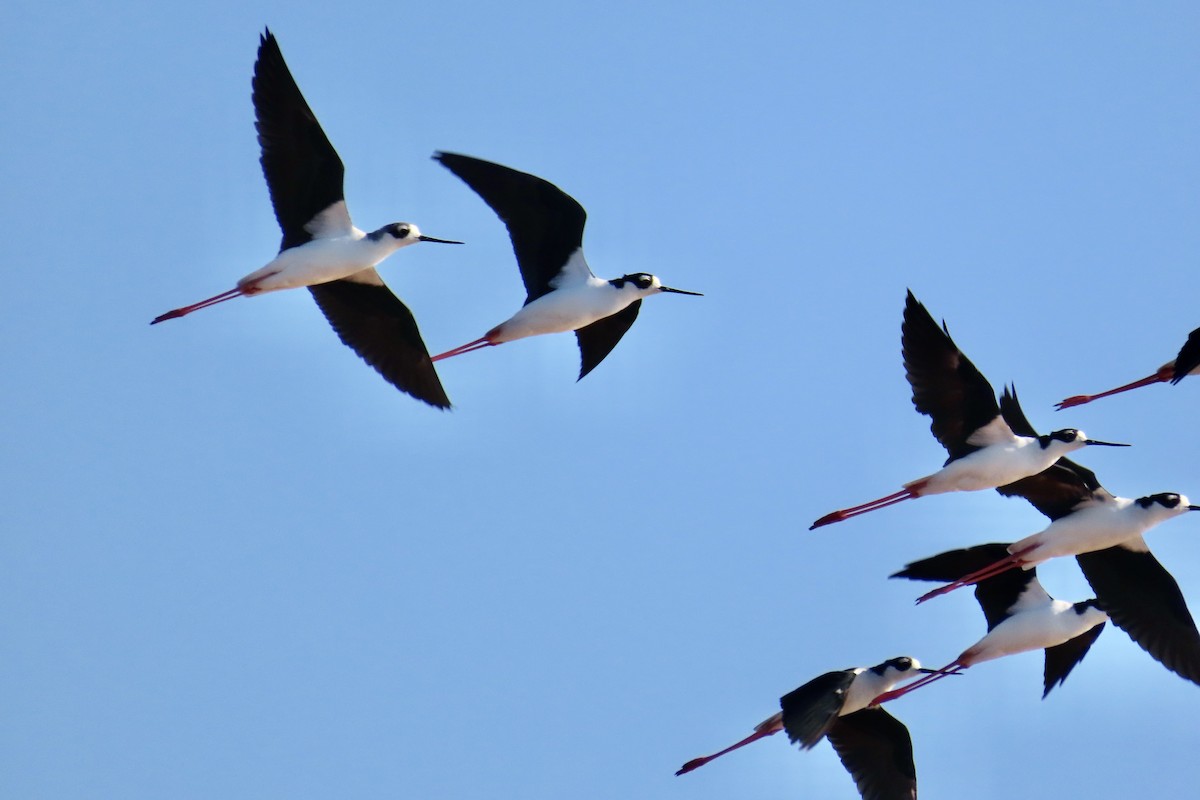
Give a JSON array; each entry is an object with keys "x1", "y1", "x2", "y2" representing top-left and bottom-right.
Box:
[
  {"x1": 434, "y1": 152, "x2": 587, "y2": 305},
  {"x1": 902, "y1": 291, "x2": 1002, "y2": 462},
  {"x1": 779, "y1": 669, "x2": 856, "y2": 750},
  {"x1": 253, "y1": 30, "x2": 347, "y2": 251}
]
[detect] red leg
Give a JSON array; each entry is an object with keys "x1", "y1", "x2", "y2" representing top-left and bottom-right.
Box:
[
  {"x1": 1055, "y1": 365, "x2": 1173, "y2": 410},
  {"x1": 151, "y1": 288, "x2": 244, "y2": 324},
  {"x1": 915, "y1": 545, "x2": 1037, "y2": 604},
  {"x1": 675, "y1": 722, "x2": 782, "y2": 776},
  {"x1": 430, "y1": 336, "x2": 494, "y2": 362},
  {"x1": 810, "y1": 488, "x2": 916, "y2": 529}
]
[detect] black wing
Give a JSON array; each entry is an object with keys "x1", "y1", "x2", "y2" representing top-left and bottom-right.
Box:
[
  {"x1": 309, "y1": 277, "x2": 451, "y2": 409},
  {"x1": 892, "y1": 543, "x2": 1034, "y2": 631},
  {"x1": 253, "y1": 30, "x2": 346, "y2": 251},
  {"x1": 1076, "y1": 543, "x2": 1200, "y2": 686},
  {"x1": 997, "y1": 385, "x2": 1038, "y2": 438},
  {"x1": 1042, "y1": 622, "x2": 1105, "y2": 698},
  {"x1": 902, "y1": 290, "x2": 1001, "y2": 462},
  {"x1": 1172, "y1": 326, "x2": 1200, "y2": 383},
  {"x1": 574, "y1": 301, "x2": 641, "y2": 380},
  {"x1": 434, "y1": 152, "x2": 587, "y2": 304},
  {"x1": 779, "y1": 670, "x2": 856, "y2": 750},
  {"x1": 826, "y1": 709, "x2": 917, "y2": 800}
]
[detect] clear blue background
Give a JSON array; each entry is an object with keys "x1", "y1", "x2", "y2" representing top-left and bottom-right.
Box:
[{"x1": 3, "y1": 2, "x2": 1198, "y2": 798}]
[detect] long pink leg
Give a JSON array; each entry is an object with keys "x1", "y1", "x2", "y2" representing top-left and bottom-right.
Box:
[
  {"x1": 675, "y1": 723, "x2": 782, "y2": 776},
  {"x1": 810, "y1": 489, "x2": 917, "y2": 529},
  {"x1": 872, "y1": 662, "x2": 966, "y2": 705},
  {"x1": 1055, "y1": 365, "x2": 1173, "y2": 410},
  {"x1": 430, "y1": 337, "x2": 494, "y2": 362},
  {"x1": 151, "y1": 288, "x2": 245, "y2": 325},
  {"x1": 915, "y1": 545, "x2": 1037, "y2": 604}
]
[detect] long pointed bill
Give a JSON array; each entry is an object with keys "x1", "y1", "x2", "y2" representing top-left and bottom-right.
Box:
[
  {"x1": 1189, "y1": 506, "x2": 1200, "y2": 511},
  {"x1": 418, "y1": 235, "x2": 464, "y2": 244},
  {"x1": 1084, "y1": 440, "x2": 1131, "y2": 447},
  {"x1": 660, "y1": 286, "x2": 703, "y2": 296}
]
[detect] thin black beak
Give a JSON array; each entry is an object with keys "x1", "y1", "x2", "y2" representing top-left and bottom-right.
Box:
[
  {"x1": 916, "y1": 668, "x2": 961, "y2": 675},
  {"x1": 1084, "y1": 440, "x2": 1131, "y2": 447},
  {"x1": 1188, "y1": 506, "x2": 1200, "y2": 512},
  {"x1": 659, "y1": 286, "x2": 703, "y2": 296},
  {"x1": 419, "y1": 235, "x2": 464, "y2": 244}
]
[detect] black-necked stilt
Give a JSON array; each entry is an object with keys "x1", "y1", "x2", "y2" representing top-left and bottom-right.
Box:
[
  {"x1": 810, "y1": 291, "x2": 1128, "y2": 529},
  {"x1": 676, "y1": 657, "x2": 929, "y2": 800},
  {"x1": 428, "y1": 152, "x2": 702, "y2": 379},
  {"x1": 1056, "y1": 326, "x2": 1200, "y2": 409},
  {"x1": 151, "y1": 30, "x2": 462, "y2": 409},
  {"x1": 876, "y1": 544, "x2": 1107, "y2": 703},
  {"x1": 913, "y1": 453, "x2": 1200, "y2": 685}
]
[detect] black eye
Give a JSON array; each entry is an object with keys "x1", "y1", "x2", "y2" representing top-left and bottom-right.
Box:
[
  {"x1": 1161, "y1": 494, "x2": 1181, "y2": 508},
  {"x1": 636, "y1": 275, "x2": 653, "y2": 289},
  {"x1": 396, "y1": 225, "x2": 410, "y2": 238}
]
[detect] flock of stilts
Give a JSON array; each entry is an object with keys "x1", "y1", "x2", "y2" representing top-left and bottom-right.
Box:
[
  {"x1": 678, "y1": 293, "x2": 1200, "y2": 798},
  {"x1": 150, "y1": 28, "x2": 1200, "y2": 800}
]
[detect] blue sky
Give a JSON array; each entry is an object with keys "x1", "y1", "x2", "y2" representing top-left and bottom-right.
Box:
[{"x1": 3, "y1": 2, "x2": 1199, "y2": 798}]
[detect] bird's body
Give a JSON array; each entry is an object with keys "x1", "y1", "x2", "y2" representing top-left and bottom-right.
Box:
[
  {"x1": 429, "y1": 152, "x2": 701, "y2": 379},
  {"x1": 881, "y1": 544, "x2": 1107, "y2": 702},
  {"x1": 677, "y1": 657, "x2": 927, "y2": 800},
  {"x1": 482, "y1": 253, "x2": 649, "y2": 342},
  {"x1": 151, "y1": 30, "x2": 460, "y2": 408},
  {"x1": 811, "y1": 292, "x2": 1127, "y2": 529},
  {"x1": 234, "y1": 218, "x2": 411, "y2": 294},
  {"x1": 1009, "y1": 494, "x2": 1187, "y2": 566},
  {"x1": 1057, "y1": 326, "x2": 1200, "y2": 409}
]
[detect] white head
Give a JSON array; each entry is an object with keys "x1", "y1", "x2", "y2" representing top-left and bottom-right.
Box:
[
  {"x1": 372, "y1": 222, "x2": 463, "y2": 249},
  {"x1": 1041, "y1": 428, "x2": 1130, "y2": 454},
  {"x1": 611, "y1": 272, "x2": 703, "y2": 298},
  {"x1": 1133, "y1": 493, "x2": 1200, "y2": 522}
]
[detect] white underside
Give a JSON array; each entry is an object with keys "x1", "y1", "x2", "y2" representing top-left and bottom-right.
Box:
[
  {"x1": 1011, "y1": 497, "x2": 1178, "y2": 564},
  {"x1": 491, "y1": 276, "x2": 641, "y2": 342},
  {"x1": 909, "y1": 428, "x2": 1063, "y2": 494},
  {"x1": 961, "y1": 600, "x2": 1107, "y2": 665},
  {"x1": 237, "y1": 226, "x2": 402, "y2": 293}
]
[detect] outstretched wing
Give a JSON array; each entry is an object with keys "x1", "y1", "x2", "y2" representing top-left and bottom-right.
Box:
[
  {"x1": 574, "y1": 301, "x2": 641, "y2": 380},
  {"x1": 1172, "y1": 326, "x2": 1200, "y2": 383},
  {"x1": 309, "y1": 272, "x2": 450, "y2": 409},
  {"x1": 434, "y1": 152, "x2": 588, "y2": 304},
  {"x1": 1042, "y1": 622, "x2": 1105, "y2": 698},
  {"x1": 253, "y1": 30, "x2": 349, "y2": 251},
  {"x1": 1076, "y1": 543, "x2": 1200, "y2": 686},
  {"x1": 779, "y1": 670, "x2": 856, "y2": 750},
  {"x1": 827, "y1": 709, "x2": 918, "y2": 800},
  {"x1": 902, "y1": 290, "x2": 1003, "y2": 461}
]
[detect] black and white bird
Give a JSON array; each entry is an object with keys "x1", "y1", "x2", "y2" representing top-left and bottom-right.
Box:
[
  {"x1": 911, "y1": 444, "x2": 1200, "y2": 685},
  {"x1": 811, "y1": 291, "x2": 1128, "y2": 529},
  {"x1": 676, "y1": 657, "x2": 930, "y2": 800},
  {"x1": 875, "y1": 544, "x2": 1107, "y2": 703},
  {"x1": 428, "y1": 153, "x2": 701, "y2": 379},
  {"x1": 151, "y1": 30, "x2": 461, "y2": 409},
  {"x1": 1056, "y1": 326, "x2": 1200, "y2": 409}
]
